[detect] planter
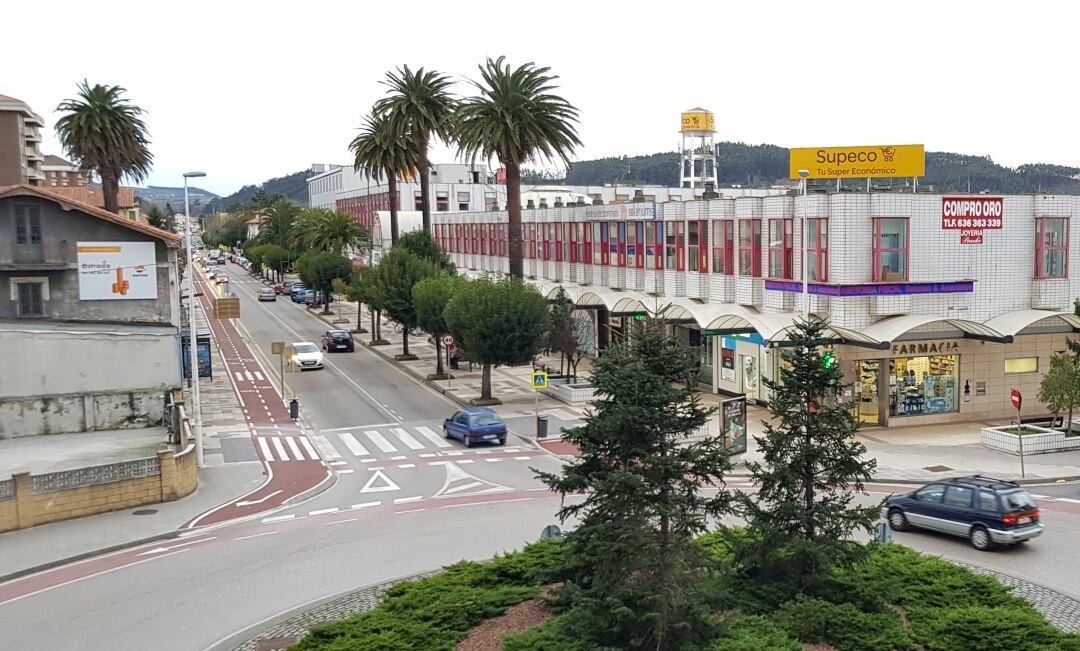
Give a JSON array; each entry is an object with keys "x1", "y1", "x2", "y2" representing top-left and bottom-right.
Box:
[
  {"x1": 544, "y1": 378, "x2": 597, "y2": 405},
  {"x1": 981, "y1": 422, "x2": 1080, "y2": 456}
]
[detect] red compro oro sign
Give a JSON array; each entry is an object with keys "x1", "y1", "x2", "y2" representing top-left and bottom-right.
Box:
[{"x1": 942, "y1": 196, "x2": 1004, "y2": 230}]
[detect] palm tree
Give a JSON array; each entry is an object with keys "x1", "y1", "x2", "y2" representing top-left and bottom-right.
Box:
[
  {"x1": 349, "y1": 111, "x2": 419, "y2": 246},
  {"x1": 375, "y1": 66, "x2": 457, "y2": 234},
  {"x1": 456, "y1": 57, "x2": 581, "y2": 279},
  {"x1": 289, "y1": 210, "x2": 323, "y2": 251},
  {"x1": 315, "y1": 210, "x2": 369, "y2": 257},
  {"x1": 259, "y1": 198, "x2": 301, "y2": 249},
  {"x1": 55, "y1": 80, "x2": 153, "y2": 214}
]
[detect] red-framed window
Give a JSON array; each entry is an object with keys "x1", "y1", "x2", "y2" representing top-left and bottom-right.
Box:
[
  {"x1": 569, "y1": 223, "x2": 579, "y2": 263},
  {"x1": 499, "y1": 224, "x2": 507, "y2": 257},
  {"x1": 488, "y1": 223, "x2": 496, "y2": 256},
  {"x1": 627, "y1": 221, "x2": 644, "y2": 268},
  {"x1": 541, "y1": 223, "x2": 551, "y2": 261},
  {"x1": 612, "y1": 222, "x2": 625, "y2": 266},
  {"x1": 1035, "y1": 217, "x2": 1069, "y2": 279},
  {"x1": 598, "y1": 222, "x2": 609, "y2": 265},
  {"x1": 582, "y1": 222, "x2": 592, "y2": 264},
  {"x1": 557, "y1": 223, "x2": 568, "y2": 262},
  {"x1": 688, "y1": 220, "x2": 708, "y2": 273},
  {"x1": 457, "y1": 224, "x2": 464, "y2": 253},
  {"x1": 807, "y1": 218, "x2": 828, "y2": 281},
  {"x1": 525, "y1": 224, "x2": 535, "y2": 259},
  {"x1": 472, "y1": 224, "x2": 481, "y2": 255},
  {"x1": 768, "y1": 218, "x2": 793, "y2": 279},
  {"x1": 711, "y1": 221, "x2": 726, "y2": 273},
  {"x1": 645, "y1": 222, "x2": 658, "y2": 269},
  {"x1": 738, "y1": 219, "x2": 761, "y2": 277},
  {"x1": 873, "y1": 218, "x2": 908, "y2": 282},
  {"x1": 665, "y1": 221, "x2": 685, "y2": 271}
]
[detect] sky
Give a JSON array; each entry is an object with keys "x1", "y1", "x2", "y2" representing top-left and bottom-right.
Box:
[{"x1": 3, "y1": 0, "x2": 1077, "y2": 196}]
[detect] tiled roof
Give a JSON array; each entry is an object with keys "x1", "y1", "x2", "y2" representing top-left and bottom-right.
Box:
[
  {"x1": 0, "y1": 184, "x2": 181, "y2": 245},
  {"x1": 42, "y1": 154, "x2": 76, "y2": 167},
  {"x1": 44, "y1": 186, "x2": 136, "y2": 209},
  {"x1": 0, "y1": 94, "x2": 17, "y2": 101}
]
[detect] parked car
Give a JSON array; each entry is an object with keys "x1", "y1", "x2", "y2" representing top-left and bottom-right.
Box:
[
  {"x1": 273, "y1": 283, "x2": 286, "y2": 295},
  {"x1": 207, "y1": 271, "x2": 217, "y2": 280},
  {"x1": 321, "y1": 329, "x2": 354, "y2": 352},
  {"x1": 289, "y1": 341, "x2": 324, "y2": 370},
  {"x1": 282, "y1": 281, "x2": 296, "y2": 292},
  {"x1": 290, "y1": 286, "x2": 309, "y2": 303},
  {"x1": 215, "y1": 275, "x2": 229, "y2": 284},
  {"x1": 884, "y1": 476, "x2": 1043, "y2": 551},
  {"x1": 443, "y1": 407, "x2": 508, "y2": 447},
  {"x1": 257, "y1": 287, "x2": 276, "y2": 302},
  {"x1": 301, "y1": 290, "x2": 316, "y2": 305}
]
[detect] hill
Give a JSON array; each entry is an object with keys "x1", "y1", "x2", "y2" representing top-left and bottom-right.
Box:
[
  {"x1": 524, "y1": 143, "x2": 1080, "y2": 194},
  {"x1": 135, "y1": 185, "x2": 218, "y2": 212},
  {"x1": 208, "y1": 169, "x2": 310, "y2": 214}
]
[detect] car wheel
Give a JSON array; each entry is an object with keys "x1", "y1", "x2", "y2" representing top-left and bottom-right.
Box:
[
  {"x1": 443, "y1": 426, "x2": 452, "y2": 439},
  {"x1": 463, "y1": 435, "x2": 473, "y2": 448},
  {"x1": 969, "y1": 525, "x2": 993, "y2": 551},
  {"x1": 887, "y1": 508, "x2": 909, "y2": 532},
  {"x1": 498, "y1": 438, "x2": 506, "y2": 446}
]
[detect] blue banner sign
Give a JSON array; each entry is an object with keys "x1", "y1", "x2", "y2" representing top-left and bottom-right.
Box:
[{"x1": 764, "y1": 280, "x2": 974, "y2": 297}]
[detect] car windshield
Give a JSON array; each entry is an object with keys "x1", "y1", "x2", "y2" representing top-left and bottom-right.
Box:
[
  {"x1": 472, "y1": 413, "x2": 502, "y2": 426},
  {"x1": 331, "y1": 332, "x2": 348, "y2": 340},
  {"x1": 1001, "y1": 490, "x2": 1036, "y2": 510},
  {"x1": 294, "y1": 343, "x2": 318, "y2": 354}
]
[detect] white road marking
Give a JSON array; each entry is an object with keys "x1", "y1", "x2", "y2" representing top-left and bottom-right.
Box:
[
  {"x1": 443, "y1": 481, "x2": 484, "y2": 495},
  {"x1": 235, "y1": 531, "x2": 279, "y2": 541},
  {"x1": 271, "y1": 437, "x2": 289, "y2": 461},
  {"x1": 310, "y1": 508, "x2": 339, "y2": 516},
  {"x1": 360, "y1": 458, "x2": 377, "y2": 463},
  {"x1": 257, "y1": 437, "x2": 273, "y2": 461},
  {"x1": 364, "y1": 430, "x2": 397, "y2": 453},
  {"x1": 326, "y1": 518, "x2": 359, "y2": 525},
  {"x1": 1031, "y1": 494, "x2": 1051, "y2": 499},
  {"x1": 337, "y1": 468, "x2": 355, "y2": 474},
  {"x1": 398, "y1": 464, "x2": 416, "y2": 469},
  {"x1": 434, "y1": 460, "x2": 512, "y2": 498},
  {"x1": 486, "y1": 458, "x2": 503, "y2": 463},
  {"x1": 415, "y1": 426, "x2": 451, "y2": 448},
  {"x1": 394, "y1": 496, "x2": 423, "y2": 504},
  {"x1": 245, "y1": 371, "x2": 254, "y2": 381},
  {"x1": 286, "y1": 437, "x2": 304, "y2": 460},
  {"x1": 236, "y1": 490, "x2": 283, "y2": 507},
  {"x1": 391, "y1": 427, "x2": 424, "y2": 450},
  {"x1": 351, "y1": 501, "x2": 381, "y2": 509},
  {"x1": 359, "y1": 469, "x2": 401, "y2": 493},
  {"x1": 1057, "y1": 497, "x2": 1080, "y2": 504},
  {"x1": 137, "y1": 537, "x2": 217, "y2": 556},
  {"x1": 475, "y1": 450, "x2": 493, "y2": 455},
  {"x1": 299, "y1": 436, "x2": 319, "y2": 460},
  {"x1": 458, "y1": 459, "x2": 474, "y2": 464},
  {"x1": 308, "y1": 434, "x2": 340, "y2": 461},
  {"x1": 419, "y1": 453, "x2": 437, "y2": 458},
  {"x1": 234, "y1": 371, "x2": 244, "y2": 382},
  {"x1": 442, "y1": 497, "x2": 534, "y2": 509},
  {"x1": 340, "y1": 432, "x2": 370, "y2": 456},
  {"x1": 514, "y1": 456, "x2": 531, "y2": 460},
  {"x1": 328, "y1": 460, "x2": 347, "y2": 466},
  {"x1": 396, "y1": 508, "x2": 426, "y2": 514},
  {"x1": 261, "y1": 514, "x2": 295, "y2": 523},
  {"x1": 389, "y1": 455, "x2": 407, "y2": 461},
  {"x1": 254, "y1": 371, "x2": 265, "y2": 381}
]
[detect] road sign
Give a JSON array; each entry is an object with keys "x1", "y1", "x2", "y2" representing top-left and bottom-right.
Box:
[
  {"x1": 531, "y1": 371, "x2": 548, "y2": 390},
  {"x1": 214, "y1": 297, "x2": 241, "y2": 319},
  {"x1": 441, "y1": 334, "x2": 455, "y2": 347},
  {"x1": 271, "y1": 341, "x2": 284, "y2": 355},
  {"x1": 1011, "y1": 388, "x2": 1022, "y2": 410}
]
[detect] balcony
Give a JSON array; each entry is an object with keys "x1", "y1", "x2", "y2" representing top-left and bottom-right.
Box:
[{"x1": 23, "y1": 128, "x2": 42, "y2": 143}]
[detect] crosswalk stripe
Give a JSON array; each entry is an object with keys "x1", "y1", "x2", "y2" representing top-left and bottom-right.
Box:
[
  {"x1": 245, "y1": 371, "x2": 254, "y2": 381},
  {"x1": 286, "y1": 437, "x2": 304, "y2": 459},
  {"x1": 415, "y1": 426, "x2": 451, "y2": 448},
  {"x1": 299, "y1": 437, "x2": 319, "y2": 460},
  {"x1": 272, "y1": 437, "x2": 288, "y2": 461},
  {"x1": 308, "y1": 434, "x2": 340, "y2": 460},
  {"x1": 364, "y1": 430, "x2": 397, "y2": 453},
  {"x1": 391, "y1": 428, "x2": 424, "y2": 450},
  {"x1": 340, "y1": 432, "x2": 370, "y2": 456},
  {"x1": 1057, "y1": 497, "x2": 1080, "y2": 504},
  {"x1": 234, "y1": 371, "x2": 244, "y2": 382},
  {"x1": 257, "y1": 437, "x2": 273, "y2": 461},
  {"x1": 254, "y1": 371, "x2": 264, "y2": 381}
]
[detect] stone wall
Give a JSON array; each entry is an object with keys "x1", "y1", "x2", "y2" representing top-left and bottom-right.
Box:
[{"x1": 0, "y1": 388, "x2": 166, "y2": 438}]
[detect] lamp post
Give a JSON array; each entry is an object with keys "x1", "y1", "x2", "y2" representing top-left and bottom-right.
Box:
[
  {"x1": 184, "y1": 171, "x2": 207, "y2": 467},
  {"x1": 798, "y1": 169, "x2": 810, "y2": 322}
]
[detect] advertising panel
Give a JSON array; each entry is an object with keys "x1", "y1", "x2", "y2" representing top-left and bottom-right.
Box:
[
  {"x1": 721, "y1": 396, "x2": 747, "y2": 455},
  {"x1": 789, "y1": 144, "x2": 925, "y2": 179},
  {"x1": 77, "y1": 241, "x2": 158, "y2": 300},
  {"x1": 181, "y1": 333, "x2": 212, "y2": 379},
  {"x1": 941, "y1": 196, "x2": 1004, "y2": 230},
  {"x1": 680, "y1": 111, "x2": 715, "y2": 133},
  {"x1": 583, "y1": 202, "x2": 657, "y2": 221},
  {"x1": 764, "y1": 280, "x2": 974, "y2": 296}
]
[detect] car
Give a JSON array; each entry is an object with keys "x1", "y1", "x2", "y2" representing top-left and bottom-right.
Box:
[
  {"x1": 207, "y1": 271, "x2": 217, "y2": 280},
  {"x1": 443, "y1": 407, "x2": 508, "y2": 447},
  {"x1": 282, "y1": 281, "x2": 296, "y2": 292},
  {"x1": 257, "y1": 287, "x2": 276, "y2": 302},
  {"x1": 300, "y1": 290, "x2": 316, "y2": 305},
  {"x1": 289, "y1": 341, "x2": 324, "y2": 370},
  {"x1": 215, "y1": 275, "x2": 229, "y2": 284},
  {"x1": 321, "y1": 329, "x2": 354, "y2": 352},
  {"x1": 884, "y1": 476, "x2": 1043, "y2": 551},
  {"x1": 273, "y1": 283, "x2": 285, "y2": 295},
  {"x1": 290, "y1": 286, "x2": 308, "y2": 302}
]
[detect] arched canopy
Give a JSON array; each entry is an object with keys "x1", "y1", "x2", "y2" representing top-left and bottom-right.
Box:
[
  {"x1": 983, "y1": 309, "x2": 1080, "y2": 337},
  {"x1": 861, "y1": 314, "x2": 1011, "y2": 344}
]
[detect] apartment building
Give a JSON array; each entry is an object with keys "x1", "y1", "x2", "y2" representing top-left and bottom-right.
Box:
[{"x1": 0, "y1": 94, "x2": 45, "y2": 186}]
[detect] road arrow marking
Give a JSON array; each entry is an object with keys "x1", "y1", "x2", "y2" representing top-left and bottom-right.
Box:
[
  {"x1": 138, "y1": 537, "x2": 217, "y2": 556},
  {"x1": 236, "y1": 490, "x2": 283, "y2": 507},
  {"x1": 359, "y1": 469, "x2": 401, "y2": 494}
]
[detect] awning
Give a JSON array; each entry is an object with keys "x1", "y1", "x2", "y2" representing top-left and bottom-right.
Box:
[
  {"x1": 861, "y1": 314, "x2": 1011, "y2": 344},
  {"x1": 982, "y1": 309, "x2": 1080, "y2": 337}
]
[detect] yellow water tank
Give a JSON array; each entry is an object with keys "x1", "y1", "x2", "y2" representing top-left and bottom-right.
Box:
[{"x1": 680, "y1": 108, "x2": 715, "y2": 134}]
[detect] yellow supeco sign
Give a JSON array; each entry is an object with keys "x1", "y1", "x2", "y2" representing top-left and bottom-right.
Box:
[
  {"x1": 789, "y1": 144, "x2": 924, "y2": 179},
  {"x1": 680, "y1": 111, "x2": 715, "y2": 133}
]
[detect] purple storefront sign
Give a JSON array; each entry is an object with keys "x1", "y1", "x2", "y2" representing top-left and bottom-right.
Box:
[{"x1": 764, "y1": 280, "x2": 974, "y2": 296}]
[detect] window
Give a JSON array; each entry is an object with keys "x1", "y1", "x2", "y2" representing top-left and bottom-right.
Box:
[
  {"x1": 807, "y1": 218, "x2": 829, "y2": 281},
  {"x1": 978, "y1": 490, "x2": 998, "y2": 512},
  {"x1": 915, "y1": 484, "x2": 945, "y2": 503},
  {"x1": 1035, "y1": 217, "x2": 1068, "y2": 279},
  {"x1": 768, "y1": 218, "x2": 793, "y2": 279},
  {"x1": 457, "y1": 191, "x2": 470, "y2": 211},
  {"x1": 484, "y1": 192, "x2": 497, "y2": 211},
  {"x1": 738, "y1": 219, "x2": 761, "y2": 276},
  {"x1": 1005, "y1": 357, "x2": 1038, "y2": 374},
  {"x1": 665, "y1": 222, "x2": 686, "y2": 271},
  {"x1": 889, "y1": 355, "x2": 958, "y2": 417},
  {"x1": 17, "y1": 281, "x2": 44, "y2": 316},
  {"x1": 645, "y1": 222, "x2": 657, "y2": 269},
  {"x1": 873, "y1": 218, "x2": 908, "y2": 281},
  {"x1": 592, "y1": 223, "x2": 603, "y2": 264},
  {"x1": 627, "y1": 222, "x2": 643, "y2": 268},
  {"x1": 711, "y1": 221, "x2": 725, "y2": 273},
  {"x1": 688, "y1": 221, "x2": 705, "y2": 272},
  {"x1": 414, "y1": 192, "x2": 424, "y2": 211},
  {"x1": 943, "y1": 485, "x2": 974, "y2": 508},
  {"x1": 436, "y1": 192, "x2": 450, "y2": 212},
  {"x1": 599, "y1": 222, "x2": 609, "y2": 265},
  {"x1": 14, "y1": 205, "x2": 42, "y2": 244},
  {"x1": 609, "y1": 222, "x2": 621, "y2": 266}
]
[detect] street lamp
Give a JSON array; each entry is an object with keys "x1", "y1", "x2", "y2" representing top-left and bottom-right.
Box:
[
  {"x1": 798, "y1": 169, "x2": 810, "y2": 322},
  {"x1": 184, "y1": 171, "x2": 207, "y2": 467}
]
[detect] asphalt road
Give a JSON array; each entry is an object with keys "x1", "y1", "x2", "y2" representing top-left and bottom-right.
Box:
[{"x1": 2, "y1": 263, "x2": 1079, "y2": 650}]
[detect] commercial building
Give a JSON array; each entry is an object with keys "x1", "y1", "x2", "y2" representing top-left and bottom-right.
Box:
[
  {"x1": 0, "y1": 184, "x2": 183, "y2": 437},
  {"x1": 0, "y1": 94, "x2": 45, "y2": 186},
  {"x1": 433, "y1": 191, "x2": 1080, "y2": 427}
]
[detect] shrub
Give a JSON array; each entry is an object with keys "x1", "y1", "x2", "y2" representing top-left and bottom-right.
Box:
[
  {"x1": 712, "y1": 615, "x2": 800, "y2": 651},
  {"x1": 502, "y1": 615, "x2": 592, "y2": 651},
  {"x1": 774, "y1": 597, "x2": 917, "y2": 651},
  {"x1": 909, "y1": 605, "x2": 1080, "y2": 651}
]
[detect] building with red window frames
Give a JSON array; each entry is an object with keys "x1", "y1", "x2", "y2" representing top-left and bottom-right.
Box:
[{"x1": 434, "y1": 192, "x2": 1080, "y2": 428}]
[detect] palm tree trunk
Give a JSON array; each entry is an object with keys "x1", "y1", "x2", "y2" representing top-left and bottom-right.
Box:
[
  {"x1": 388, "y1": 176, "x2": 400, "y2": 245},
  {"x1": 482, "y1": 363, "x2": 492, "y2": 400},
  {"x1": 370, "y1": 309, "x2": 377, "y2": 343},
  {"x1": 102, "y1": 170, "x2": 120, "y2": 214},
  {"x1": 506, "y1": 162, "x2": 523, "y2": 278},
  {"x1": 418, "y1": 139, "x2": 432, "y2": 234}
]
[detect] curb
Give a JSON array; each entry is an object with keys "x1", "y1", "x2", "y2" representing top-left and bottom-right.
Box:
[{"x1": 0, "y1": 528, "x2": 182, "y2": 586}]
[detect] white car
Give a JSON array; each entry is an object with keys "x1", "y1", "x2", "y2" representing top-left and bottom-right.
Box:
[{"x1": 290, "y1": 342, "x2": 324, "y2": 370}]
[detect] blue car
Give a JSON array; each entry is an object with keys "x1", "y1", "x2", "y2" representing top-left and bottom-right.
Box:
[
  {"x1": 443, "y1": 407, "x2": 508, "y2": 447},
  {"x1": 883, "y1": 475, "x2": 1043, "y2": 551},
  {"x1": 290, "y1": 286, "x2": 308, "y2": 303}
]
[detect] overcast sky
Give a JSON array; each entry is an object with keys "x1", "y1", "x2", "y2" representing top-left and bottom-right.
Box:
[{"x1": 3, "y1": 0, "x2": 1075, "y2": 196}]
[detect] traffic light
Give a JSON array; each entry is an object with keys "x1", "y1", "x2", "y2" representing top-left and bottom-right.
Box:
[{"x1": 822, "y1": 350, "x2": 836, "y2": 369}]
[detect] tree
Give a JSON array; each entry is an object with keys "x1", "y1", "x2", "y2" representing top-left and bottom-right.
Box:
[
  {"x1": 203, "y1": 213, "x2": 248, "y2": 249},
  {"x1": 339, "y1": 269, "x2": 368, "y2": 334},
  {"x1": 413, "y1": 275, "x2": 465, "y2": 377},
  {"x1": 1038, "y1": 354, "x2": 1080, "y2": 432},
  {"x1": 444, "y1": 277, "x2": 551, "y2": 402},
  {"x1": 145, "y1": 205, "x2": 171, "y2": 232},
  {"x1": 375, "y1": 65, "x2": 457, "y2": 234},
  {"x1": 260, "y1": 244, "x2": 291, "y2": 282},
  {"x1": 548, "y1": 288, "x2": 587, "y2": 381},
  {"x1": 395, "y1": 230, "x2": 455, "y2": 272},
  {"x1": 259, "y1": 198, "x2": 301, "y2": 249},
  {"x1": 297, "y1": 251, "x2": 353, "y2": 314},
  {"x1": 290, "y1": 209, "x2": 324, "y2": 251},
  {"x1": 737, "y1": 318, "x2": 879, "y2": 599},
  {"x1": 357, "y1": 264, "x2": 387, "y2": 344},
  {"x1": 376, "y1": 248, "x2": 439, "y2": 358},
  {"x1": 456, "y1": 56, "x2": 582, "y2": 278},
  {"x1": 536, "y1": 321, "x2": 733, "y2": 650},
  {"x1": 313, "y1": 210, "x2": 368, "y2": 257},
  {"x1": 1067, "y1": 298, "x2": 1080, "y2": 363},
  {"x1": 55, "y1": 80, "x2": 153, "y2": 214},
  {"x1": 349, "y1": 111, "x2": 419, "y2": 246}
]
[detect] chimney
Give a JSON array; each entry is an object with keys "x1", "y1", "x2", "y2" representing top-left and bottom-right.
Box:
[
  {"x1": 554, "y1": 197, "x2": 564, "y2": 208},
  {"x1": 539, "y1": 198, "x2": 548, "y2": 209},
  {"x1": 632, "y1": 189, "x2": 644, "y2": 202}
]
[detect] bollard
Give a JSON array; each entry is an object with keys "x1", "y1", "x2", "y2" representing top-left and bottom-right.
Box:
[
  {"x1": 537, "y1": 415, "x2": 549, "y2": 439},
  {"x1": 289, "y1": 398, "x2": 299, "y2": 420}
]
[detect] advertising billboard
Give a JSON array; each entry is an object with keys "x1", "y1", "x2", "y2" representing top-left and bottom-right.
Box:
[
  {"x1": 77, "y1": 242, "x2": 158, "y2": 300},
  {"x1": 941, "y1": 196, "x2": 1004, "y2": 230},
  {"x1": 680, "y1": 111, "x2": 715, "y2": 133},
  {"x1": 789, "y1": 144, "x2": 924, "y2": 179},
  {"x1": 721, "y1": 396, "x2": 747, "y2": 455}
]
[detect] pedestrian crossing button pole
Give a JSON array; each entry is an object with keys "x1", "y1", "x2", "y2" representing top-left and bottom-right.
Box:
[{"x1": 531, "y1": 371, "x2": 549, "y2": 438}]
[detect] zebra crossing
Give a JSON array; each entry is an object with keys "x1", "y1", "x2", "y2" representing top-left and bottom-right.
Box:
[
  {"x1": 234, "y1": 370, "x2": 266, "y2": 383},
  {"x1": 320, "y1": 423, "x2": 533, "y2": 462},
  {"x1": 256, "y1": 435, "x2": 321, "y2": 462}
]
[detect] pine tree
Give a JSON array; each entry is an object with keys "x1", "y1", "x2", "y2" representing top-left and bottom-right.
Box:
[
  {"x1": 736, "y1": 318, "x2": 879, "y2": 598},
  {"x1": 538, "y1": 321, "x2": 733, "y2": 650}
]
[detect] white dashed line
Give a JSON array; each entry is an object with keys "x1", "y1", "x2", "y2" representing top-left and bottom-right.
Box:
[
  {"x1": 514, "y1": 456, "x2": 530, "y2": 460},
  {"x1": 235, "y1": 531, "x2": 279, "y2": 540},
  {"x1": 389, "y1": 455, "x2": 407, "y2": 461},
  {"x1": 394, "y1": 496, "x2": 423, "y2": 504},
  {"x1": 261, "y1": 514, "x2": 295, "y2": 523},
  {"x1": 398, "y1": 464, "x2": 416, "y2": 469},
  {"x1": 486, "y1": 458, "x2": 504, "y2": 463},
  {"x1": 458, "y1": 459, "x2": 474, "y2": 464},
  {"x1": 310, "y1": 508, "x2": 339, "y2": 516},
  {"x1": 396, "y1": 508, "x2": 426, "y2": 514},
  {"x1": 337, "y1": 469, "x2": 355, "y2": 474},
  {"x1": 325, "y1": 518, "x2": 359, "y2": 525}
]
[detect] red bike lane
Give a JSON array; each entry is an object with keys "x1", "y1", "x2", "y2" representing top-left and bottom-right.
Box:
[{"x1": 182, "y1": 273, "x2": 330, "y2": 528}]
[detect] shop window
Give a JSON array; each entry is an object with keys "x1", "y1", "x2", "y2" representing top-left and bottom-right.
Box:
[
  {"x1": 768, "y1": 218, "x2": 793, "y2": 279},
  {"x1": 889, "y1": 355, "x2": 958, "y2": 417},
  {"x1": 457, "y1": 191, "x2": 470, "y2": 211},
  {"x1": 569, "y1": 223, "x2": 579, "y2": 263},
  {"x1": 738, "y1": 219, "x2": 761, "y2": 277},
  {"x1": 1004, "y1": 357, "x2": 1038, "y2": 374},
  {"x1": 688, "y1": 221, "x2": 700, "y2": 272},
  {"x1": 1035, "y1": 217, "x2": 1068, "y2": 279},
  {"x1": 592, "y1": 223, "x2": 603, "y2": 264},
  {"x1": 807, "y1": 218, "x2": 828, "y2": 281},
  {"x1": 873, "y1": 218, "x2": 908, "y2": 281},
  {"x1": 581, "y1": 222, "x2": 591, "y2": 264}
]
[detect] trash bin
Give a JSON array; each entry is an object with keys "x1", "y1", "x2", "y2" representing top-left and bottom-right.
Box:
[
  {"x1": 536, "y1": 415, "x2": 548, "y2": 439},
  {"x1": 289, "y1": 398, "x2": 299, "y2": 420}
]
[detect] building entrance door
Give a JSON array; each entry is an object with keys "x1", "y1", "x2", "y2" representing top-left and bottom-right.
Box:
[
  {"x1": 741, "y1": 355, "x2": 759, "y2": 402},
  {"x1": 854, "y1": 360, "x2": 881, "y2": 425}
]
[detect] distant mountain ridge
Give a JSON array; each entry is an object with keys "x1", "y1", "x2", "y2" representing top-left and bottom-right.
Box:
[
  {"x1": 135, "y1": 185, "x2": 218, "y2": 212},
  {"x1": 208, "y1": 169, "x2": 310, "y2": 214}
]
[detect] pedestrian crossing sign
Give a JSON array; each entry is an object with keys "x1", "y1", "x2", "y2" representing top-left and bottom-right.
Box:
[{"x1": 531, "y1": 371, "x2": 548, "y2": 390}]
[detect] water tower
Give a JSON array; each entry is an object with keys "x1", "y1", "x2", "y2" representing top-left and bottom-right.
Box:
[{"x1": 679, "y1": 108, "x2": 718, "y2": 189}]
